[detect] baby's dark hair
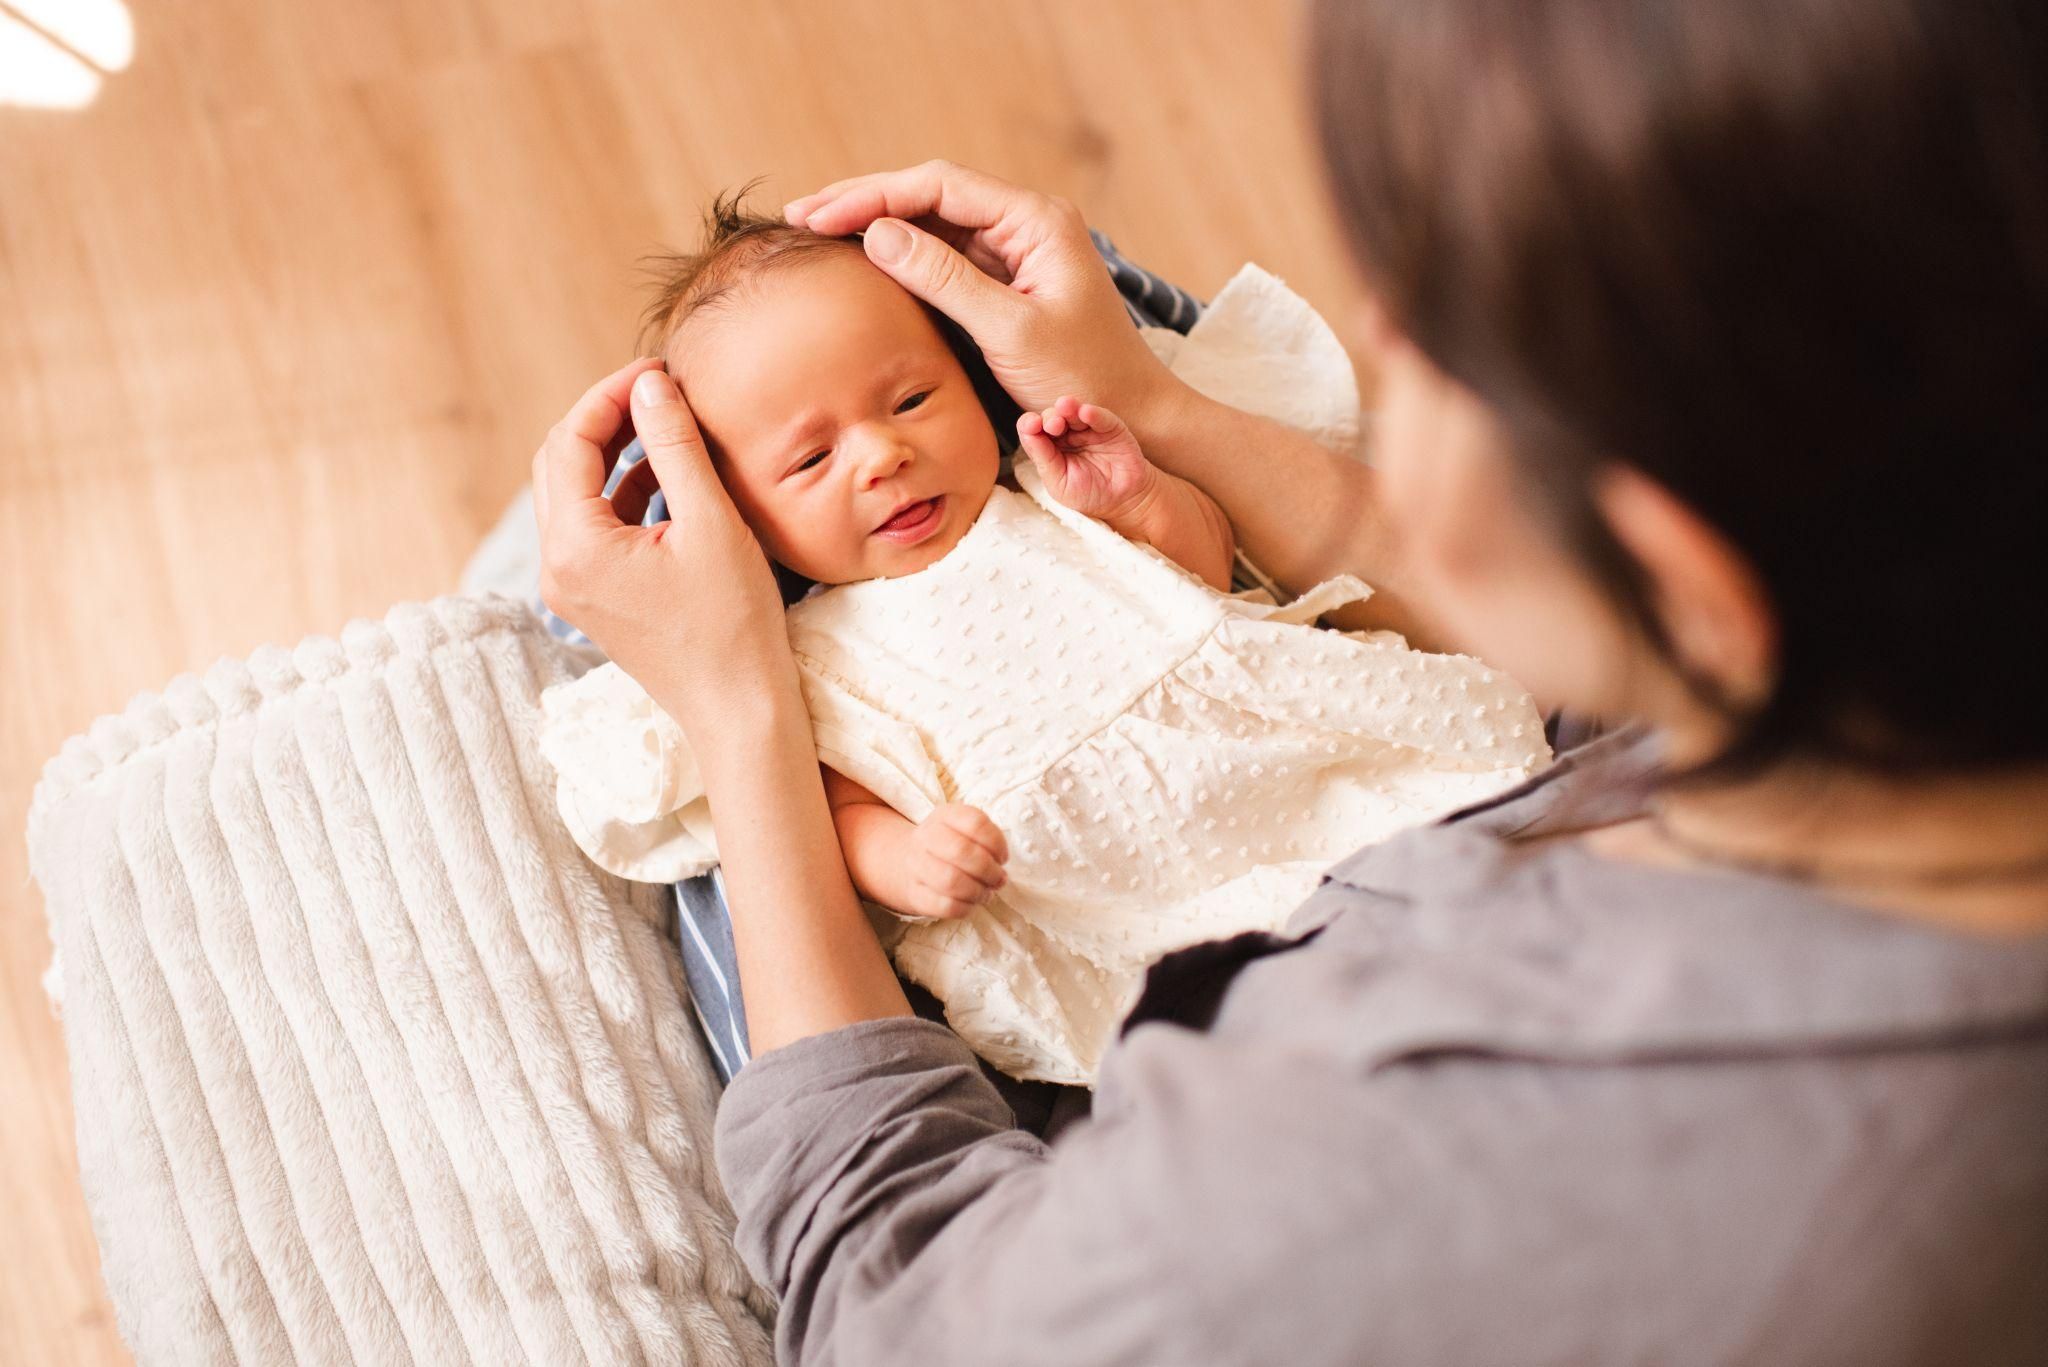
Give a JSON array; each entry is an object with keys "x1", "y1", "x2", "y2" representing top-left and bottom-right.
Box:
[{"x1": 636, "y1": 178, "x2": 860, "y2": 358}]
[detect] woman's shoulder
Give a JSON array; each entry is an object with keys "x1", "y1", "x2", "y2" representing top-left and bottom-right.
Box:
[
  {"x1": 1093, "y1": 729, "x2": 2048, "y2": 1358},
  {"x1": 1099, "y1": 922, "x2": 2048, "y2": 1363},
  {"x1": 1279, "y1": 726, "x2": 2048, "y2": 1063}
]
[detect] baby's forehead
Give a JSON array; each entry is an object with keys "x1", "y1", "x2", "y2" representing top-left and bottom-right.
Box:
[
  {"x1": 671, "y1": 253, "x2": 948, "y2": 381},
  {"x1": 670, "y1": 253, "x2": 952, "y2": 454},
  {"x1": 669, "y1": 246, "x2": 894, "y2": 345}
]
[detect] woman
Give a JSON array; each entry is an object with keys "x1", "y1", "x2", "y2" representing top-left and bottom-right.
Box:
[{"x1": 535, "y1": 0, "x2": 2048, "y2": 1361}]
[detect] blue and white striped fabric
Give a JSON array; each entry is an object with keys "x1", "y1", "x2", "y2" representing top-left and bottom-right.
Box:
[{"x1": 539, "y1": 232, "x2": 1205, "y2": 1081}]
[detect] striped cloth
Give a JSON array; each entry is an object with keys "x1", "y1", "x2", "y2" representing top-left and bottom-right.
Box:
[{"x1": 540, "y1": 234, "x2": 1205, "y2": 1082}]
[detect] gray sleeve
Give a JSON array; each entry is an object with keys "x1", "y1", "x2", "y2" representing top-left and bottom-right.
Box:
[
  {"x1": 714, "y1": 1018, "x2": 1212, "y2": 1366},
  {"x1": 711, "y1": 1014, "x2": 1515, "y2": 1367},
  {"x1": 711, "y1": 1006, "x2": 2044, "y2": 1367}
]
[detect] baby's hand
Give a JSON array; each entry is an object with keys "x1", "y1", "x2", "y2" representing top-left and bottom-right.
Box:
[
  {"x1": 900, "y1": 804, "x2": 1010, "y2": 919},
  {"x1": 1016, "y1": 397, "x2": 1159, "y2": 525}
]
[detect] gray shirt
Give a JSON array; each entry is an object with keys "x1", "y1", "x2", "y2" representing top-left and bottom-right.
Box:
[{"x1": 714, "y1": 731, "x2": 2048, "y2": 1365}]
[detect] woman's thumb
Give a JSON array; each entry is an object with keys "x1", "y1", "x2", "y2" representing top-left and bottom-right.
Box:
[
  {"x1": 630, "y1": 369, "x2": 719, "y2": 505},
  {"x1": 861, "y1": 218, "x2": 1018, "y2": 335}
]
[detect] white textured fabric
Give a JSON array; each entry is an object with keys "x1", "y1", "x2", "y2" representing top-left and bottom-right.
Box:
[
  {"x1": 1137, "y1": 262, "x2": 1364, "y2": 457},
  {"x1": 27, "y1": 594, "x2": 776, "y2": 1366},
  {"x1": 543, "y1": 465, "x2": 1550, "y2": 1085}
]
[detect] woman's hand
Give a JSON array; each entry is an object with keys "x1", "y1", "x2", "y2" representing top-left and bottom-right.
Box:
[
  {"x1": 787, "y1": 162, "x2": 1442, "y2": 642},
  {"x1": 784, "y1": 160, "x2": 1186, "y2": 428},
  {"x1": 533, "y1": 359, "x2": 796, "y2": 725},
  {"x1": 540, "y1": 362, "x2": 914, "y2": 1048}
]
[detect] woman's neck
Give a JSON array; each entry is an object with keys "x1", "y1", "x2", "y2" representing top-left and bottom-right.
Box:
[{"x1": 1609, "y1": 744, "x2": 2048, "y2": 936}]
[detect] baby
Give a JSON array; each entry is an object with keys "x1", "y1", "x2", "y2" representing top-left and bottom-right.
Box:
[{"x1": 542, "y1": 193, "x2": 1551, "y2": 1085}]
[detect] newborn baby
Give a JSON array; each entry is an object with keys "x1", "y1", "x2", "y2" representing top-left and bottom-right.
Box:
[{"x1": 542, "y1": 196, "x2": 1551, "y2": 1085}]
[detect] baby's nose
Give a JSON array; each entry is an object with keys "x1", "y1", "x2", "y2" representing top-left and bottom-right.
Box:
[{"x1": 852, "y1": 432, "x2": 915, "y2": 486}]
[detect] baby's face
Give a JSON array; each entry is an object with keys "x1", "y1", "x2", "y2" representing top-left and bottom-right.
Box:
[{"x1": 673, "y1": 250, "x2": 1001, "y2": 585}]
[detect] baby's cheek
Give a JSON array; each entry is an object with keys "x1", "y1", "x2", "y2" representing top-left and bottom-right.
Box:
[{"x1": 809, "y1": 516, "x2": 879, "y2": 586}]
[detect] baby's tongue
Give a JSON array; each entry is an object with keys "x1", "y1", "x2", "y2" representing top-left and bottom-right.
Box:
[{"x1": 880, "y1": 499, "x2": 930, "y2": 531}]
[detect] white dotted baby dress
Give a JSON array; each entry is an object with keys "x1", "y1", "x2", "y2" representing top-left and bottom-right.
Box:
[{"x1": 543, "y1": 460, "x2": 1550, "y2": 1085}]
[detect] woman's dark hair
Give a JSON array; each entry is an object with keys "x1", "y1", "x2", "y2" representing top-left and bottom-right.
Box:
[{"x1": 1310, "y1": 0, "x2": 2048, "y2": 774}]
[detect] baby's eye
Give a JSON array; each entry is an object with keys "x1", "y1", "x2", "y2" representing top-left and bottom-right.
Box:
[
  {"x1": 895, "y1": 390, "x2": 931, "y2": 414},
  {"x1": 797, "y1": 449, "x2": 830, "y2": 472}
]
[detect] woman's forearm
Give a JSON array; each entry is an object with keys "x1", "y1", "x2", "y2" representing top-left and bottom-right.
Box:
[
  {"x1": 1128, "y1": 381, "x2": 1440, "y2": 647},
  {"x1": 685, "y1": 684, "x2": 913, "y2": 1054}
]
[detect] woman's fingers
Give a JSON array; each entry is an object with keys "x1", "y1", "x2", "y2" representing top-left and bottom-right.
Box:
[
  {"x1": 537, "y1": 356, "x2": 666, "y2": 536},
  {"x1": 626, "y1": 368, "x2": 722, "y2": 515},
  {"x1": 783, "y1": 177, "x2": 863, "y2": 223},
  {"x1": 608, "y1": 452, "x2": 661, "y2": 528},
  {"x1": 785, "y1": 162, "x2": 1173, "y2": 421},
  {"x1": 798, "y1": 160, "x2": 1035, "y2": 242},
  {"x1": 856, "y1": 217, "x2": 1025, "y2": 347}
]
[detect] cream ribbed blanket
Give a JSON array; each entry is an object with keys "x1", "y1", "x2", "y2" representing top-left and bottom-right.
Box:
[{"x1": 26, "y1": 595, "x2": 775, "y2": 1366}]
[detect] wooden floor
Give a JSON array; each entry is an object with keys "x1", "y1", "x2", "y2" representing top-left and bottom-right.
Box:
[{"x1": 0, "y1": 1, "x2": 1362, "y2": 1360}]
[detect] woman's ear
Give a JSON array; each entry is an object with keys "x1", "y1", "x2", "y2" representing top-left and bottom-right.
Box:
[{"x1": 1595, "y1": 465, "x2": 1778, "y2": 708}]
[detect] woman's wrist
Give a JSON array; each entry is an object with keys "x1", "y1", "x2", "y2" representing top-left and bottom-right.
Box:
[
  {"x1": 1118, "y1": 368, "x2": 1212, "y2": 452},
  {"x1": 684, "y1": 677, "x2": 915, "y2": 1050},
  {"x1": 682, "y1": 675, "x2": 813, "y2": 784}
]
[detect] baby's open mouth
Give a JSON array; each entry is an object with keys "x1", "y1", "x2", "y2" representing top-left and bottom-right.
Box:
[{"x1": 873, "y1": 496, "x2": 944, "y2": 543}]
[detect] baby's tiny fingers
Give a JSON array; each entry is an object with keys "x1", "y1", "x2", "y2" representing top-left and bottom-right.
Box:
[
  {"x1": 1016, "y1": 424, "x2": 1057, "y2": 464},
  {"x1": 962, "y1": 850, "x2": 1007, "y2": 891},
  {"x1": 1016, "y1": 416, "x2": 1066, "y2": 463},
  {"x1": 965, "y1": 815, "x2": 1009, "y2": 865},
  {"x1": 1076, "y1": 402, "x2": 1121, "y2": 432},
  {"x1": 926, "y1": 864, "x2": 991, "y2": 906},
  {"x1": 937, "y1": 832, "x2": 1005, "y2": 887},
  {"x1": 938, "y1": 806, "x2": 1010, "y2": 863},
  {"x1": 906, "y1": 886, "x2": 974, "y2": 920}
]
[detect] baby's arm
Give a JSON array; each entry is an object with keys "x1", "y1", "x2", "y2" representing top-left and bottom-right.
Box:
[
  {"x1": 1017, "y1": 397, "x2": 1236, "y2": 592},
  {"x1": 822, "y1": 767, "x2": 1009, "y2": 919}
]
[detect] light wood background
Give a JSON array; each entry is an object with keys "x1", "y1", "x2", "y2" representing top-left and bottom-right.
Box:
[{"x1": 0, "y1": 1, "x2": 1363, "y2": 1360}]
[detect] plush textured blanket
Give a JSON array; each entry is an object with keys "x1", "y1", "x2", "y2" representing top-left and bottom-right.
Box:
[{"x1": 27, "y1": 594, "x2": 775, "y2": 1365}]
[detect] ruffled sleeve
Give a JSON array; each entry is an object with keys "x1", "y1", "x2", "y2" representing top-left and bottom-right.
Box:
[
  {"x1": 792, "y1": 654, "x2": 950, "y2": 823},
  {"x1": 539, "y1": 655, "x2": 952, "y2": 886},
  {"x1": 538, "y1": 662, "x2": 720, "y2": 883}
]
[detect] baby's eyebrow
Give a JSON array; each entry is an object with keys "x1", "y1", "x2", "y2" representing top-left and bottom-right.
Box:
[{"x1": 773, "y1": 408, "x2": 831, "y2": 452}]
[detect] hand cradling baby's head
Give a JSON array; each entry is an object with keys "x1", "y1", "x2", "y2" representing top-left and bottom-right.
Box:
[{"x1": 642, "y1": 186, "x2": 1003, "y2": 588}]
